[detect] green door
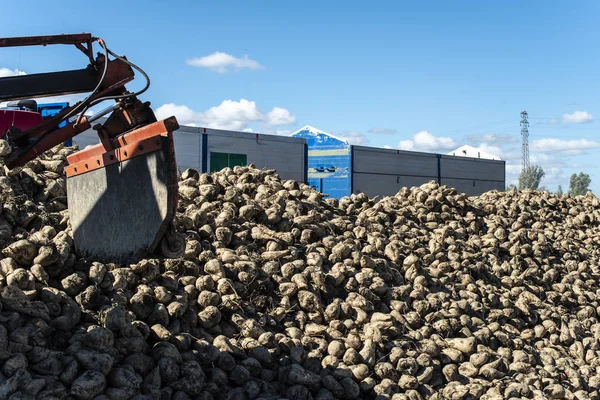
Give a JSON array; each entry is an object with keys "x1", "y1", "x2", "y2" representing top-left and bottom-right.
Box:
[
  {"x1": 210, "y1": 152, "x2": 247, "y2": 172},
  {"x1": 210, "y1": 152, "x2": 229, "y2": 172},
  {"x1": 229, "y1": 153, "x2": 247, "y2": 167}
]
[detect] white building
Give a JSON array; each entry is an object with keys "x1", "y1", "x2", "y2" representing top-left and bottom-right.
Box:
[{"x1": 448, "y1": 145, "x2": 502, "y2": 161}]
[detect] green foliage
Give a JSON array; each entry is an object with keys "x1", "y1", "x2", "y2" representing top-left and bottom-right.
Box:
[
  {"x1": 569, "y1": 172, "x2": 591, "y2": 196},
  {"x1": 518, "y1": 165, "x2": 545, "y2": 190},
  {"x1": 506, "y1": 184, "x2": 517, "y2": 191},
  {"x1": 557, "y1": 185, "x2": 563, "y2": 195}
]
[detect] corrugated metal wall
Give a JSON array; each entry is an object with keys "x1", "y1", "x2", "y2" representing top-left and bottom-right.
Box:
[
  {"x1": 439, "y1": 154, "x2": 505, "y2": 196},
  {"x1": 170, "y1": 126, "x2": 203, "y2": 172},
  {"x1": 203, "y1": 127, "x2": 306, "y2": 183},
  {"x1": 70, "y1": 119, "x2": 505, "y2": 198},
  {"x1": 351, "y1": 146, "x2": 505, "y2": 198},
  {"x1": 352, "y1": 147, "x2": 439, "y2": 197}
]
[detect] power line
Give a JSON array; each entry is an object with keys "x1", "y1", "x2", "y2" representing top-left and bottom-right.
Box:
[
  {"x1": 437, "y1": 119, "x2": 515, "y2": 137},
  {"x1": 463, "y1": 128, "x2": 520, "y2": 136},
  {"x1": 529, "y1": 134, "x2": 598, "y2": 139}
]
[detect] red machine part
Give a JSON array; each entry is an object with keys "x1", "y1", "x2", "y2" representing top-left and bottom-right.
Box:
[{"x1": 0, "y1": 109, "x2": 44, "y2": 139}]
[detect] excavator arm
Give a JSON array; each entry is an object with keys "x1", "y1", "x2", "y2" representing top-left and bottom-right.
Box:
[
  {"x1": 1, "y1": 34, "x2": 148, "y2": 166},
  {"x1": 0, "y1": 33, "x2": 184, "y2": 264}
]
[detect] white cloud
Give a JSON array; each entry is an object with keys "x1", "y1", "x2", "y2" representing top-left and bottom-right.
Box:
[
  {"x1": 398, "y1": 131, "x2": 457, "y2": 152},
  {"x1": 531, "y1": 138, "x2": 600, "y2": 153},
  {"x1": 507, "y1": 164, "x2": 566, "y2": 184},
  {"x1": 530, "y1": 153, "x2": 563, "y2": 165},
  {"x1": 505, "y1": 164, "x2": 522, "y2": 178},
  {"x1": 276, "y1": 129, "x2": 292, "y2": 136},
  {"x1": 337, "y1": 131, "x2": 369, "y2": 146},
  {"x1": 368, "y1": 128, "x2": 397, "y2": 134},
  {"x1": 0, "y1": 67, "x2": 26, "y2": 78},
  {"x1": 562, "y1": 111, "x2": 593, "y2": 124},
  {"x1": 155, "y1": 104, "x2": 203, "y2": 126},
  {"x1": 383, "y1": 145, "x2": 392, "y2": 149},
  {"x1": 505, "y1": 154, "x2": 573, "y2": 189},
  {"x1": 186, "y1": 52, "x2": 263, "y2": 73},
  {"x1": 564, "y1": 149, "x2": 585, "y2": 156},
  {"x1": 545, "y1": 167, "x2": 568, "y2": 182},
  {"x1": 201, "y1": 99, "x2": 264, "y2": 129},
  {"x1": 464, "y1": 133, "x2": 519, "y2": 146},
  {"x1": 468, "y1": 143, "x2": 504, "y2": 158},
  {"x1": 500, "y1": 150, "x2": 521, "y2": 163},
  {"x1": 155, "y1": 99, "x2": 295, "y2": 131},
  {"x1": 267, "y1": 107, "x2": 295, "y2": 126},
  {"x1": 547, "y1": 111, "x2": 593, "y2": 124}
]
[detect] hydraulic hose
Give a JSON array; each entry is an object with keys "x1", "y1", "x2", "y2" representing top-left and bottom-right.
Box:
[
  {"x1": 75, "y1": 47, "x2": 151, "y2": 120},
  {"x1": 63, "y1": 37, "x2": 109, "y2": 122},
  {"x1": 16, "y1": 37, "x2": 109, "y2": 151}
]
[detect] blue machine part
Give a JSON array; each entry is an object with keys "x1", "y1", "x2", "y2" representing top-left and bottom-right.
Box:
[
  {"x1": 37, "y1": 102, "x2": 72, "y2": 146},
  {"x1": 292, "y1": 125, "x2": 352, "y2": 199}
]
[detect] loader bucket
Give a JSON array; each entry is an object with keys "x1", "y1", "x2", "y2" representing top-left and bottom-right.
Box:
[{"x1": 65, "y1": 118, "x2": 182, "y2": 264}]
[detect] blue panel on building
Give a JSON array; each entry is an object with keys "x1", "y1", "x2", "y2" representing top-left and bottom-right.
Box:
[{"x1": 292, "y1": 125, "x2": 352, "y2": 199}]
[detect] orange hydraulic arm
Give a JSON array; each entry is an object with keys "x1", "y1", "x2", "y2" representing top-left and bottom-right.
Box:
[{"x1": 0, "y1": 33, "x2": 159, "y2": 169}]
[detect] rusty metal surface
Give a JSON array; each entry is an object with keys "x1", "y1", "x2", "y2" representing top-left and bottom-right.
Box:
[
  {"x1": 5, "y1": 118, "x2": 91, "y2": 168},
  {"x1": 0, "y1": 32, "x2": 182, "y2": 264},
  {"x1": 66, "y1": 118, "x2": 178, "y2": 164},
  {"x1": 0, "y1": 33, "x2": 95, "y2": 61},
  {"x1": 5, "y1": 117, "x2": 92, "y2": 169},
  {"x1": 0, "y1": 58, "x2": 133, "y2": 102},
  {"x1": 65, "y1": 135, "x2": 163, "y2": 177},
  {"x1": 113, "y1": 117, "x2": 179, "y2": 147},
  {"x1": 0, "y1": 68, "x2": 98, "y2": 101},
  {"x1": 1, "y1": 58, "x2": 134, "y2": 144},
  {"x1": 0, "y1": 32, "x2": 169, "y2": 174},
  {"x1": 3, "y1": 59, "x2": 137, "y2": 169},
  {"x1": 101, "y1": 100, "x2": 157, "y2": 138},
  {"x1": 96, "y1": 126, "x2": 114, "y2": 152},
  {"x1": 0, "y1": 33, "x2": 93, "y2": 47}
]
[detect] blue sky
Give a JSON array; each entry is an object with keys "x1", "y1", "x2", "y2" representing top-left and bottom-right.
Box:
[{"x1": 1, "y1": 1, "x2": 600, "y2": 192}]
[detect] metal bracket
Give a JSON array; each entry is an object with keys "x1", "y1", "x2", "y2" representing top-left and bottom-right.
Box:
[
  {"x1": 65, "y1": 135, "x2": 162, "y2": 177},
  {"x1": 65, "y1": 118, "x2": 177, "y2": 177},
  {"x1": 0, "y1": 33, "x2": 95, "y2": 64},
  {"x1": 94, "y1": 124, "x2": 114, "y2": 152}
]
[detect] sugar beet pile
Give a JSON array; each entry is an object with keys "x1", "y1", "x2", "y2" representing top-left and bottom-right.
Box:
[{"x1": 1, "y1": 143, "x2": 600, "y2": 400}]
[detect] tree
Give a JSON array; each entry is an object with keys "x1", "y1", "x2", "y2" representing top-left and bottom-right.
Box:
[
  {"x1": 506, "y1": 184, "x2": 517, "y2": 191},
  {"x1": 518, "y1": 165, "x2": 545, "y2": 190},
  {"x1": 557, "y1": 185, "x2": 563, "y2": 195},
  {"x1": 568, "y1": 172, "x2": 591, "y2": 196}
]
